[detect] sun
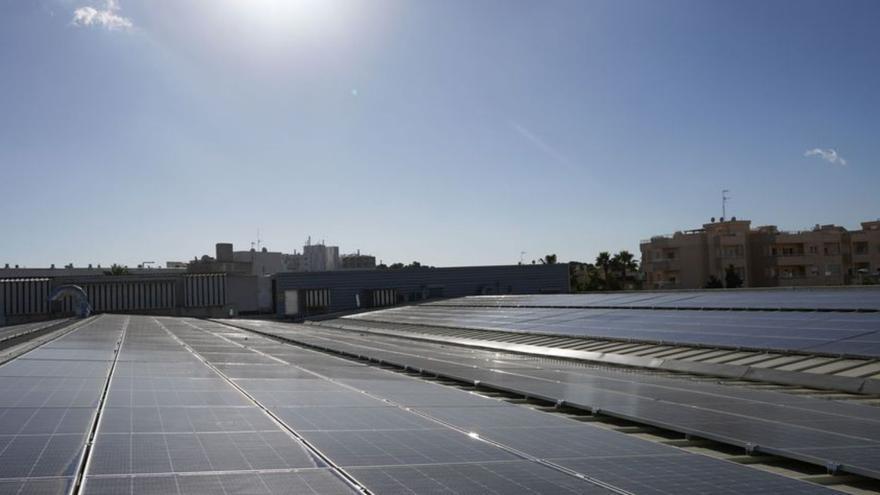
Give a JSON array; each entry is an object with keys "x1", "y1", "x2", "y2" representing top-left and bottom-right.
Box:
[{"x1": 222, "y1": 0, "x2": 343, "y2": 35}]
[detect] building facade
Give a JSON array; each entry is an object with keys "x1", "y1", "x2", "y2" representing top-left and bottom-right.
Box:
[
  {"x1": 274, "y1": 264, "x2": 570, "y2": 318},
  {"x1": 341, "y1": 251, "x2": 376, "y2": 270},
  {"x1": 302, "y1": 243, "x2": 340, "y2": 272},
  {"x1": 641, "y1": 219, "x2": 880, "y2": 289}
]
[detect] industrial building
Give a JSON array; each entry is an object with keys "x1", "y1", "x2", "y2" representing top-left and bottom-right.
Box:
[
  {"x1": 272, "y1": 263, "x2": 570, "y2": 318},
  {"x1": 641, "y1": 218, "x2": 880, "y2": 289},
  {"x1": 0, "y1": 271, "x2": 237, "y2": 326},
  {"x1": 1, "y1": 245, "x2": 570, "y2": 325}
]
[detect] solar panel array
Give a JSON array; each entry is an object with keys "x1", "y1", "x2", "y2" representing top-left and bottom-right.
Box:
[
  {"x1": 211, "y1": 318, "x2": 843, "y2": 493},
  {"x1": 0, "y1": 313, "x2": 860, "y2": 494},
  {"x1": 0, "y1": 315, "x2": 123, "y2": 494},
  {"x1": 425, "y1": 288, "x2": 880, "y2": 311},
  {"x1": 81, "y1": 316, "x2": 354, "y2": 495},
  {"x1": 349, "y1": 298, "x2": 880, "y2": 358},
  {"x1": 0, "y1": 319, "x2": 68, "y2": 344},
  {"x1": 232, "y1": 318, "x2": 880, "y2": 483}
]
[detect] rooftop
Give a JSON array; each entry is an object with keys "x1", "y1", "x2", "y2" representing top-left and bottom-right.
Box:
[{"x1": 1, "y1": 288, "x2": 880, "y2": 494}]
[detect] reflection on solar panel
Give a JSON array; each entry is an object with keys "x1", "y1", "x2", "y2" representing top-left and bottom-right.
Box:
[
  {"x1": 206, "y1": 318, "x2": 842, "y2": 494},
  {"x1": 424, "y1": 288, "x2": 880, "y2": 311},
  {"x1": 347, "y1": 301, "x2": 880, "y2": 358},
  {"x1": 0, "y1": 312, "x2": 860, "y2": 494},
  {"x1": 230, "y1": 318, "x2": 880, "y2": 484}
]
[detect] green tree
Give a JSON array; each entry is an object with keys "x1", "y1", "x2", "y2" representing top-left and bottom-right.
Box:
[
  {"x1": 104, "y1": 264, "x2": 129, "y2": 276},
  {"x1": 612, "y1": 251, "x2": 637, "y2": 282},
  {"x1": 540, "y1": 254, "x2": 557, "y2": 265},
  {"x1": 705, "y1": 275, "x2": 723, "y2": 289},
  {"x1": 595, "y1": 252, "x2": 612, "y2": 288},
  {"x1": 724, "y1": 264, "x2": 743, "y2": 289}
]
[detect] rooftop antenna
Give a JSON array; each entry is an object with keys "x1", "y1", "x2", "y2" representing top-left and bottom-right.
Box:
[
  {"x1": 722, "y1": 189, "x2": 731, "y2": 220},
  {"x1": 256, "y1": 229, "x2": 262, "y2": 252}
]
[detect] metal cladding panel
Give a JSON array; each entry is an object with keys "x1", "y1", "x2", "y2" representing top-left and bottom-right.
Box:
[
  {"x1": 82, "y1": 281, "x2": 176, "y2": 313},
  {"x1": 0, "y1": 278, "x2": 50, "y2": 316},
  {"x1": 184, "y1": 274, "x2": 226, "y2": 308},
  {"x1": 274, "y1": 264, "x2": 570, "y2": 315}
]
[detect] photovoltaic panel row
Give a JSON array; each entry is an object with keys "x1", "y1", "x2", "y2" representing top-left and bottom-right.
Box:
[
  {"x1": 81, "y1": 316, "x2": 358, "y2": 495},
  {"x1": 0, "y1": 314, "x2": 127, "y2": 495},
  {"x1": 214, "y1": 318, "x2": 842, "y2": 494},
  {"x1": 424, "y1": 288, "x2": 880, "y2": 311},
  {"x1": 0, "y1": 318, "x2": 69, "y2": 344},
  {"x1": 348, "y1": 305, "x2": 880, "y2": 357},
  {"x1": 235, "y1": 319, "x2": 880, "y2": 483}
]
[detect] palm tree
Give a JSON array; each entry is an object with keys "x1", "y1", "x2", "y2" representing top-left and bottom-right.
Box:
[
  {"x1": 595, "y1": 252, "x2": 612, "y2": 288},
  {"x1": 613, "y1": 250, "x2": 637, "y2": 281}
]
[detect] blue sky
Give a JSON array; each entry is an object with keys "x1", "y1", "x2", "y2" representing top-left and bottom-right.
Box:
[{"x1": 1, "y1": 0, "x2": 878, "y2": 268}]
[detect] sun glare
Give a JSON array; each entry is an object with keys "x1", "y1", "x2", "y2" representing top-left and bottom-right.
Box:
[{"x1": 224, "y1": 0, "x2": 343, "y2": 36}]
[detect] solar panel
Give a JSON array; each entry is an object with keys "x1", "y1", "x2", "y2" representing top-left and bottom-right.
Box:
[
  {"x1": 299, "y1": 429, "x2": 519, "y2": 467},
  {"x1": 555, "y1": 454, "x2": 837, "y2": 494},
  {"x1": 0, "y1": 407, "x2": 95, "y2": 435},
  {"x1": 346, "y1": 461, "x2": 616, "y2": 494},
  {"x1": 82, "y1": 469, "x2": 356, "y2": 495},
  {"x1": 346, "y1": 304, "x2": 880, "y2": 358},
  {"x1": 0, "y1": 433, "x2": 84, "y2": 478},
  {"x1": 276, "y1": 406, "x2": 440, "y2": 431},
  {"x1": 422, "y1": 289, "x2": 880, "y2": 311},
  {"x1": 0, "y1": 477, "x2": 74, "y2": 494},
  {"x1": 0, "y1": 377, "x2": 105, "y2": 407},
  {"x1": 237, "y1": 319, "x2": 880, "y2": 482},
  {"x1": 0, "y1": 319, "x2": 69, "y2": 344},
  {"x1": 99, "y1": 406, "x2": 279, "y2": 434}
]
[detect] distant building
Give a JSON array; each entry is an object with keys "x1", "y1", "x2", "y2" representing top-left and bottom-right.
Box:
[
  {"x1": 233, "y1": 248, "x2": 286, "y2": 276},
  {"x1": 852, "y1": 221, "x2": 880, "y2": 282},
  {"x1": 341, "y1": 250, "x2": 376, "y2": 270},
  {"x1": 165, "y1": 261, "x2": 188, "y2": 269},
  {"x1": 283, "y1": 252, "x2": 304, "y2": 272},
  {"x1": 274, "y1": 264, "x2": 570, "y2": 318},
  {"x1": 303, "y1": 242, "x2": 339, "y2": 272},
  {"x1": 187, "y1": 244, "x2": 251, "y2": 275},
  {"x1": 640, "y1": 218, "x2": 880, "y2": 289}
]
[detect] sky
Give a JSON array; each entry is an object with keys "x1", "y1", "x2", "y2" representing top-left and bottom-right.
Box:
[{"x1": 1, "y1": 0, "x2": 879, "y2": 268}]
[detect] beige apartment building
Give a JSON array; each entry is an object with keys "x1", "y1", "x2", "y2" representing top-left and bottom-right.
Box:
[{"x1": 640, "y1": 219, "x2": 880, "y2": 289}]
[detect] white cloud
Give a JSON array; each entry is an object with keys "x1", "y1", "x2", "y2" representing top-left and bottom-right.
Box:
[
  {"x1": 72, "y1": 0, "x2": 132, "y2": 30},
  {"x1": 804, "y1": 148, "x2": 847, "y2": 166}
]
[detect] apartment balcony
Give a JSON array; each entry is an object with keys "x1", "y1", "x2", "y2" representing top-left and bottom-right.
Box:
[
  {"x1": 775, "y1": 255, "x2": 813, "y2": 266},
  {"x1": 650, "y1": 259, "x2": 680, "y2": 272}
]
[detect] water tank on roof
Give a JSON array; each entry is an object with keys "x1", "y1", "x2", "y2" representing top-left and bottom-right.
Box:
[{"x1": 216, "y1": 243, "x2": 233, "y2": 262}]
